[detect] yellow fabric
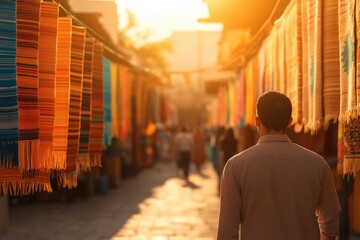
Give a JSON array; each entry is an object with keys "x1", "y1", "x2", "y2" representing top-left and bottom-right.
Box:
[
  {"x1": 111, "y1": 63, "x2": 119, "y2": 138},
  {"x1": 245, "y1": 57, "x2": 258, "y2": 127}
]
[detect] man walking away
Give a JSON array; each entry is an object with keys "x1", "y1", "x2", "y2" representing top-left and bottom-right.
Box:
[
  {"x1": 217, "y1": 91, "x2": 341, "y2": 240},
  {"x1": 174, "y1": 126, "x2": 194, "y2": 181}
]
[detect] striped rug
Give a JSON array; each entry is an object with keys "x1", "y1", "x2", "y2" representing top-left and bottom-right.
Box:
[
  {"x1": 322, "y1": 0, "x2": 340, "y2": 126},
  {"x1": 0, "y1": 0, "x2": 18, "y2": 167},
  {"x1": 61, "y1": 25, "x2": 86, "y2": 188},
  {"x1": 89, "y1": 42, "x2": 104, "y2": 166},
  {"x1": 53, "y1": 17, "x2": 72, "y2": 169},
  {"x1": 102, "y1": 57, "x2": 112, "y2": 147},
  {"x1": 284, "y1": 0, "x2": 303, "y2": 129},
  {"x1": 0, "y1": 168, "x2": 51, "y2": 196},
  {"x1": 301, "y1": 0, "x2": 323, "y2": 134},
  {"x1": 37, "y1": 1, "x2": 59, "y2": 169},
  {"x1": 78, "y1": 38, "x2": 95, "y2": 172},
  {"x1": 16, "y1": 0, "x2": 41, "y2": 170}
]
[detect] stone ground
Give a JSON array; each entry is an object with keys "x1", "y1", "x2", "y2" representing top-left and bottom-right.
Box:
[{"x1": 1, "y1": 161, "x2": 220, "y2": 240}]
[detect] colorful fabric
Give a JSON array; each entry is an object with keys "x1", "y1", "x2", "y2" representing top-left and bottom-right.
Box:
[
  {"x1": 0, "y1": 168, "x2": 51, "y2": 196},
  {"x1": 257, "y1": 42, "x2": 266, "y2": 97},
  {"x1": 89, "y1": 42, "x2": 104, "y2": 166},
  {"x1": 342, "y1": 117, "x2": 360, "y2": 174},
  {"x1": 273, "y1": 17, "x2": 286, "y2": 93},
  {"x1": 111, "y1": 62, "x2": 119, "y2": 138},
  {"x1": 338, "y1": 0, "x2": 356, "y2": 122},
  {"x1": 53, "y1": 17, "x2": 72, "y2": 169},
  {"x1": 264, "y1": 35, "x2": 275, "y2": 91},
  {"x1": 245, "y1": 57, "x2": 258, "y2": 127},
  {"x1": 0, "y1": 0, "x2": 18, "y2": 167},
  {"x1": 284, "y1": 0, "x2": 303, "y2": 128},
  {"x1": 61, "y1": 25, "x2": 86, "y2": 188},
  {"x1": 37, "y1": 1, "x2": 59, "y2": 169},
  {"x1": 102, "y1": 57, "x2": 112, "y2": 146},
  {"x1": 301, "y1": 0, "x2": 323, "y2": 133},
  {"x1": 78, "y1": 38, "x2": 95, "y2": 171},
  {"x1": 17, "y1": 0, "x2": 41, "y2": 170},
  {"x1": 119, "y1": 67, "x2": 132, "y2": 142},
  {"x1": 322, "y1": 0, "x2": 340, "y2": 126}
]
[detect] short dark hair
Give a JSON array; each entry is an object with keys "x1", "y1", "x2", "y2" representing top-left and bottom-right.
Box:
[{"x1": 256, "y1": 91, "x2": 292, "y2": 131}]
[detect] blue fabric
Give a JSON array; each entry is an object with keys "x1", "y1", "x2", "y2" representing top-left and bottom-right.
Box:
[
  {"x1": 0, "y1": 0, "x2": 18, "y2": 166},
  {"x1": 102, "y1": 57, "x2": 112, "y2": 146}
]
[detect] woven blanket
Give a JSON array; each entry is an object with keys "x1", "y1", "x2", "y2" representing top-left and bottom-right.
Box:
[
  {"x1": 78, "y1": 38, "x2": 95, "y2": 172},
  {"x1": 322, "y1": 0, "x2": 340, "y2": 126},
  {"x1": 61, "y1": 25, "x2": 86, "y2": 188},
  {"x1": 0, "y1": 0, "x2": 18, "y2": 167},
  {"x1": 273, "y1": 17, "x2": 286, "y2": 93},
  {"x1": 301, "y1": 0, "x2": 323, "y2": 134},
  {"x1": 119, "y1": 67, "x2": 131, "y2": 142},
  {"x1": 338, "y1": 0, "x2": 356, "y2": 122},
  {"x1": 89, "y1": 42, "x2": 104, "y2": 166},
  {"x1": 53, "y1": 17, "x2": 72, "y2": 169},
  {"x1": 102, "y1": 57, "x2": 112, "y2": 146},
  {"x1": 342, "y1": 117, "x2": 360, "y2": 174},
  {"x1": 245, "y1": 57, "x2": 258, "y2": 127},
  {"x1": 37, "y1": 1, "x2": 59, "y2": 169},
  {"x1": 284, "y1": 0, "x2": 303, "y2": 128},
  {"x1": 17, "y1": 0, "x2": 41, "y2": 170},
  {"x1": 264, "y1": 35, "x2": 275, "y2": 91},
  {"x1": 0, "y1": 168, "x2": 51, "y2": 196},
  {"x1": 111, "y1": 63, "x2": 119, "y2": 138}
]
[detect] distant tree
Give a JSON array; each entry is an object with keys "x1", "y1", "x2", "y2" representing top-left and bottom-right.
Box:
[{"x1": 118, "y1": 8, "x2": 172, "y2": 70}]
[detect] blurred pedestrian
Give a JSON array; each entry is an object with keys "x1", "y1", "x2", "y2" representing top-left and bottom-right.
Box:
[
  {"x1": 220, "y1": 127, "x2": 238, "y2": 166},
  {"x1": 217, "y1": 91, "x2": 340, "y2": 240},
  {"x1": 174, "y1": 126, "x2": 194, "y2": 181},
  {"x1": 192, "y1": 128, "x2": 207, "y2": 172}
]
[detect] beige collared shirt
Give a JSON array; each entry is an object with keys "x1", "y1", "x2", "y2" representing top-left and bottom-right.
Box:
[{"x1": 217, "y1": 134, "x2": 340, "y2": 240}]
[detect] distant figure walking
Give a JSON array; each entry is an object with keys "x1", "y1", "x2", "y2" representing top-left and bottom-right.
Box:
[
  {"x1": 192, "y1": 128, "x2": 206, "y2": 172},
  {"x1": 220, "y1": 128, "x2": 238, "y2": 166},
  {"x1": 174, "y1": 126, "x2": 194, "y2": 180}
]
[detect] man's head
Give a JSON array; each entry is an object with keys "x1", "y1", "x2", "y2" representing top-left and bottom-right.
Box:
[{"x1": 255, "y1": 91, "x2": 292, "y2": 134}]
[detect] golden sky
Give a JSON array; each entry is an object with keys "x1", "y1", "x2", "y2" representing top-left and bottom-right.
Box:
[{"x1": 115, "y1": 0, "x2": 222, "y2": 43}]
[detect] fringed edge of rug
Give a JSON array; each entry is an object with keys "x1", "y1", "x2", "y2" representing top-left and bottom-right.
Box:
[
  {"x1": 324, "y1": 115, "x2": 339, "y2": 129},
  {"x1": 304, "y1": 120, "x2": 322, "y2": 135},
  {"x1": 37, "y1": 141, "x2": 53, "y2": 169},
  {"x1": 52, "y1": 153, "x2": 67, "y2": 170},
  {"x1": 91, "y1": 153, "x2": 102, "y2": 167},
  {"x1": 293, "y1": 123, "x2": 303, "y2": 133},
  {"x1": 58, "y1": 171, "x2": 78, "y2": 188},
  {"x1": 338, "y1": 108, "x2": 359, "y2": 123},
  {"x1": 0, "y1": 181, "x2": 52, "y2": 196},
  {"x1": 18, "y1": 139, "x2": 40, "y2": 170},
  {"x1": 0, "y1": 141, "x2": 18, "y2": 168},
  {"x1": 77, "y1": 153, "x2": 91, "y2": 172},
  {"x1": 342, "y1": 156, "x2": 360, "y2": 176}
]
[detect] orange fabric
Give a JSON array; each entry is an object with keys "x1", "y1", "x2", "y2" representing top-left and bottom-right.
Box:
[
  {"x1": 245, "y1": 57, "x2": 258, "y2": 127},
  {"x1": 38, "y1": 1, "x2": 59, "y2": 169},
  {"x1": 53, "y1": 17, "x2": 72, "y2": 170},
  {"x1": 16, "y1": 0, "x2": 41, "y2": 170},
  {"x1": 111, "y1": 63, "x2": 119, "y2": 138}
]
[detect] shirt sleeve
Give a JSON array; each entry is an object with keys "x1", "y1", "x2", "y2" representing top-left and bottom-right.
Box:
[
  {"x1": 217, "y1": 160, "x2": 241, "y2": 240},
  {"x1": 316, "y1": 164, "x2": 341, "y2": 237}
]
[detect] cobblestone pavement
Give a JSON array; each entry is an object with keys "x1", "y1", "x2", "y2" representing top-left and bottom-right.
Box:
[{"x1": 2, "y1": 161, "x2": 220, "y2": 240}]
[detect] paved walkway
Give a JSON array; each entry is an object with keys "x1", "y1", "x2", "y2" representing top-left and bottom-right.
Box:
[{"x1": 2, "y1": 161, "x2": 220, "y2": 240}]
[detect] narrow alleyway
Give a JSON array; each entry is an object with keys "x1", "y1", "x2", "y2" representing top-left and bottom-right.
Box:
[{"x1": 2, "y1": 161, "x2": 220, "y2": 240}]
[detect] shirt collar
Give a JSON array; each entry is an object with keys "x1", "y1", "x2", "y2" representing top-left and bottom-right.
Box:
[{"x1": 258, "y1": 134, "x2": 292, "y2": 143}]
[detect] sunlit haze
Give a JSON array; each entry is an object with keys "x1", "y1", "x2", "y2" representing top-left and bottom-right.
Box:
[{"x1": 115, "y1": 0, "x2": 222, "y2": 43}]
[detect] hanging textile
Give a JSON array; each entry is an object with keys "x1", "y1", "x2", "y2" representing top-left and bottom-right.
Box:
[
  {"x1": 245, "y1": 57, "x2": 258, "y2": 127},
  {"x1": 302, "y1": 0, "x2": 323, "y2": 133},
  {"x1": 322, "y1": 0, "x2": 340, "y2": 126},
  {"x1": 0, "y1": 169, "x2": 51, "y2": 196},
  {"x1": 60, "y1": 25, "x2": 86, "y2": 188},
  {"x1": 119, "y1": 67, "x2": 130, "y2": 142},
  {"x1": 0, "y1": 0, "x2": 18, "y2": 167},
  {"x1": 218, "y1": 87, "x2": 227, "y2": 127},
  {"x1": 102, "y1": 57, "x2": 112, "y2": 147},
  {"x1": 110, "y1": 62, "x2": 119, "y2": 138},
  {"x1": 273, "y1": 17, "x2": 286, "y2": 93},
  {"x1": 237, "y1": 70, "x2": 246, "y2": 127},
  {"x1": 37, "y1": 1, "x2": 59, "y2": 169},
  {"x1": 89, "y1": 42, "x2": 104, "y2": 166},
  {"x1": 263, "y1": 35, "x2": 275, "y2": 91},
  {"x1": 284, "y1": 0, "x2": 303, "y2": 128},
  {"x1": 348, "y1": 175, "x2": 360, "y2": 234},
  {"x1": 16, "y1": 0, "x2": 41, "y2": 170},
  {"x1": 338, "y1": 0, "x2": 357, "y2": 174},
  {"x1": 257, "y1": 42, "x2": 266, "y2": 97},
  {"x1": 53, "y1": 17, "x2": 72, "y2": 169},
  {"x1": 227, "y1": 82, "x2": 235, "y2": 127},
  {"x1": 78, "y1": 38, "x2": 95, "y2": 172}
]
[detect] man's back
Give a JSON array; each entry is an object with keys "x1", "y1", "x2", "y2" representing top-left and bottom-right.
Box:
[{"x1": 217, "y1": 134, "x2": 340, "y2": 240}]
